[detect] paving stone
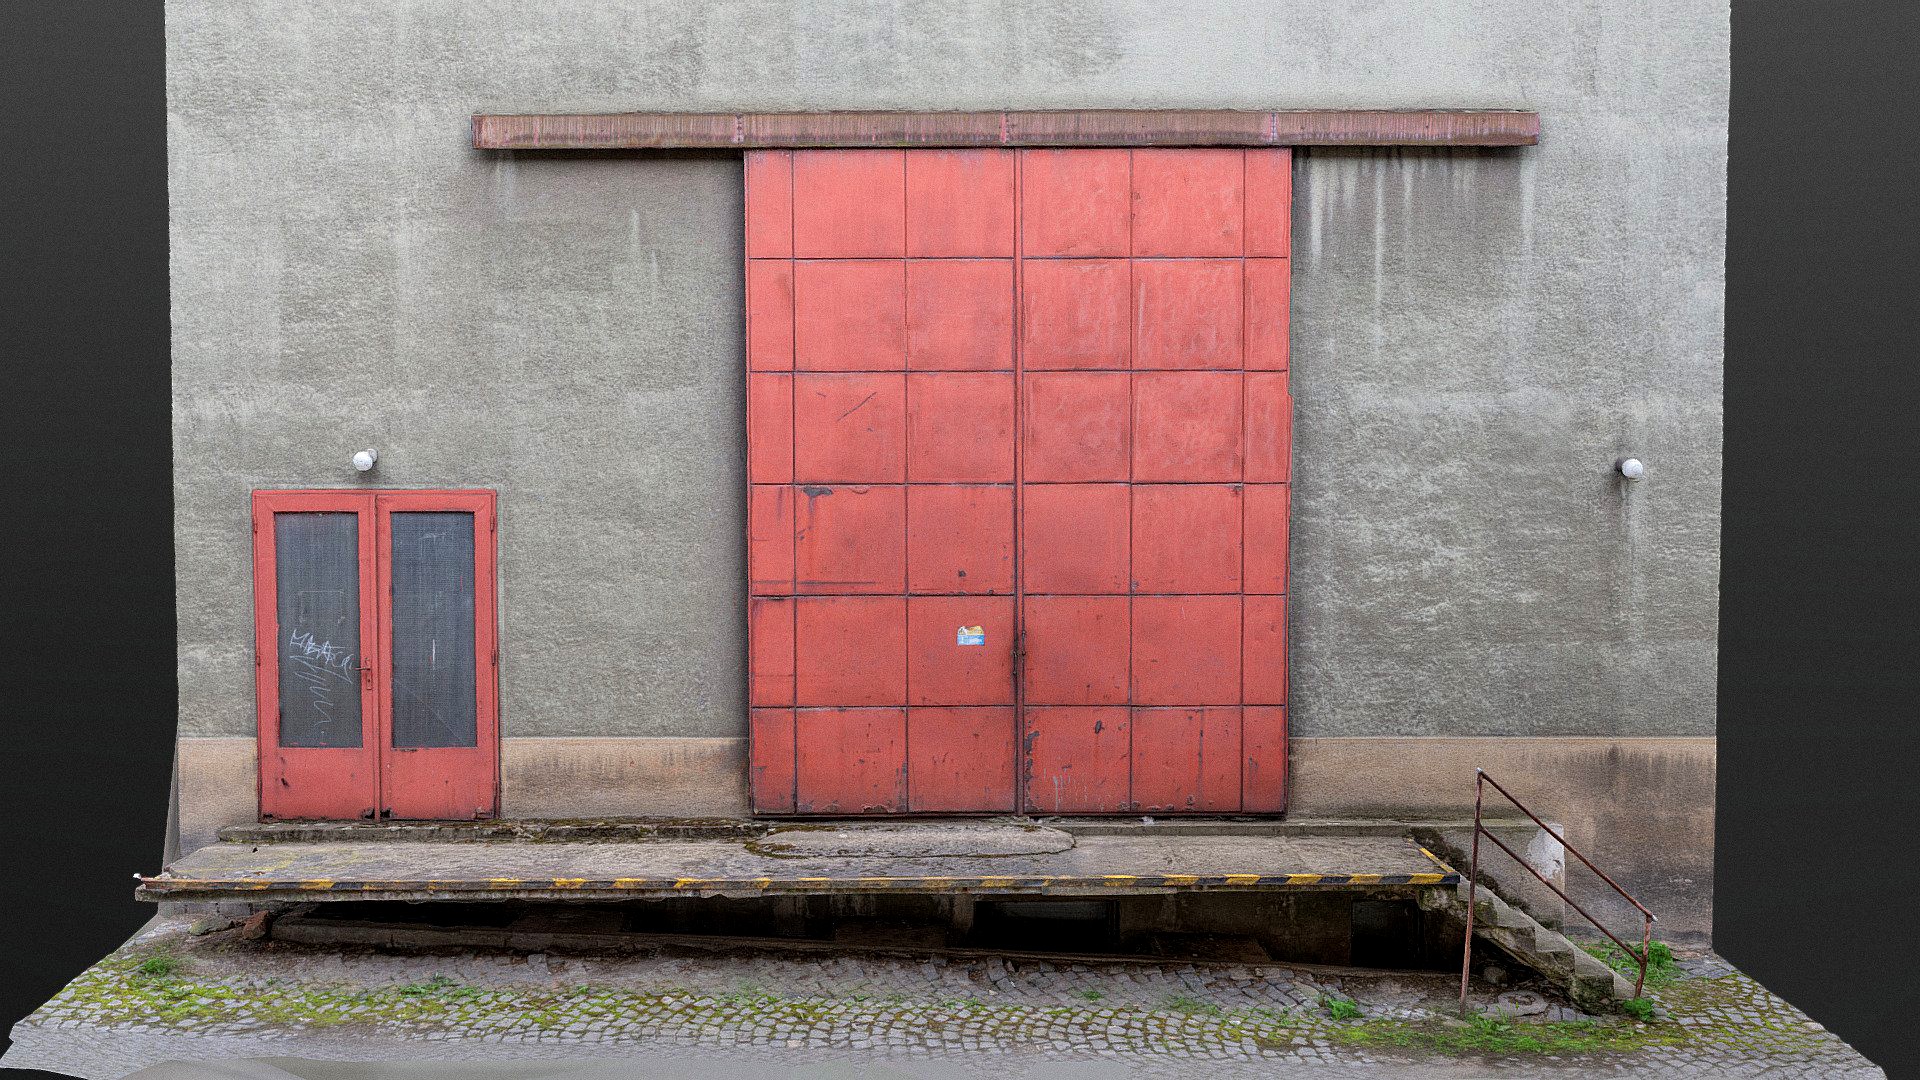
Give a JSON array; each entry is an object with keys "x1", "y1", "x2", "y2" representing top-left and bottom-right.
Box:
[{"x1": 0, "y1": 919, "x2": 1887, "y2": 1078}]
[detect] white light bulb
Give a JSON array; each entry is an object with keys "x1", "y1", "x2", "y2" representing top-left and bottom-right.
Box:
[
  {"x1": 1618, "y1": 457, "x2": 1645, "y2": 481},
  {"x1": 352, "y1": 449, "x2": 379, "y2": 473}
]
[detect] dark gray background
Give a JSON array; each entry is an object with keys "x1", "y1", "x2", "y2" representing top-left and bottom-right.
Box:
[{"x1": 0, "y1": 0, "x2": 1913, "y2": 1076}]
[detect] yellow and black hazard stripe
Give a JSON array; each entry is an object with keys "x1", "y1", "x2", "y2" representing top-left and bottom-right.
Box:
[{"x1": 138, "y1": 870, "x2": 1457, "y2": 896}]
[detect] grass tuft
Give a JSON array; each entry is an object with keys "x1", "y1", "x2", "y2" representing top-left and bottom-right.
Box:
[
  {"x1": 1319, "y1": 992, "x2": 1362, "y2": 1021},
  {"x1": 1584, "y1": 940, "x2": 1680, "y2": 991},
  {"x1": 1164, "y1": 994, "x2": 1223, "y2": 1016},
  {"x1": 395, "y1": 976, "x2": 480, "y2": 1000},
  {"x1": 1336, "y1": 1012, "x2": 1672, "y2": 1055},
  {"x1": 133, "y1": 954, "x2": 183, "y2": 979}
]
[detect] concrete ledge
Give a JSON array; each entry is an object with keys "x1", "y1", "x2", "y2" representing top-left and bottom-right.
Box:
[
  {"x1": 1292, "y1": 737, "x2": 1715, "y2": 941},
  {"x1": 175, "y1": 735, "x2": 753, "y2": 852},
  {"x1": 500, "y1": 736, "x2": 748, "y2": 819},
  {"x1": 176, "y1": 738, "x2": 255, "y2": 855}
]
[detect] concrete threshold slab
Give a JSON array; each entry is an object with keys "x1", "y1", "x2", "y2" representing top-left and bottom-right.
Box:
[
  {"x1": 218, "y1": 816, "x2": 1536, "y2": 845},
  {"x1": 142, "y1": 827, "x2": 1458, "y2": 903}
]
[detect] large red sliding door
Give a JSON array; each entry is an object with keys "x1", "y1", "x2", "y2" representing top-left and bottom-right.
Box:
[{"x1": 747, "y1": 148, "x2": 1290, "y2": 815}]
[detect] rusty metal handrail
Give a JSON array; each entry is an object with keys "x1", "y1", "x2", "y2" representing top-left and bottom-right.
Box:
[{"x1": 1458, "y1": 769, "x2": 1657, "y2": 1010}]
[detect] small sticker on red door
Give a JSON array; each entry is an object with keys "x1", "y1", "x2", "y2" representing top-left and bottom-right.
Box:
[{"x1": 956, "y1": 625, "x2": 986, "y2": 646}]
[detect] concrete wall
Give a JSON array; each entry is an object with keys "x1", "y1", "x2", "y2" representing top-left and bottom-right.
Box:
[{"x1": 167, "y1": 2, "x2": 1727, "y2": 932}]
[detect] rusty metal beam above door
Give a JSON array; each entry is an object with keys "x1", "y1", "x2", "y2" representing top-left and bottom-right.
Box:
[{"x1": 471, "y1": 110, "x2": 1540, "y2": 151}]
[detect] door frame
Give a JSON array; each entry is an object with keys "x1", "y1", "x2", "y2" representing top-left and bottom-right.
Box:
[{"x1": 252, "y1": 489, "x2": 500, "y2": 820}]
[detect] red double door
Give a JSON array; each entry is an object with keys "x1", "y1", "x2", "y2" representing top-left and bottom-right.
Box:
[
  {"x1": 746, "y1": 148, "x2": 1292, "y2": 815},
  {"x1": 253, "y1": 490, "x2": 499, "y2": 821}
]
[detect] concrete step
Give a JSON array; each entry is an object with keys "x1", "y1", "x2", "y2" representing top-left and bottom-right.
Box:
[
  {"x1": 1533, "y1": 927, "x2": 1576, "y2": 956},
  {"x1": 1432, "y1": 884, "x2": 1640, "y2": 1014}
]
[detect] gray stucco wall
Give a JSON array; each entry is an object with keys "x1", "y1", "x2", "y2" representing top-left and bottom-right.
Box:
[{"x1": 168, "y1": 1, "x2": 1727, "y2": 742}]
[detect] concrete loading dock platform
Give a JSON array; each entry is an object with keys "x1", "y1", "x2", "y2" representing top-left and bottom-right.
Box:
[
  {"x1": 138, "y1": 818, "x2": 1648, "y2": 1010},
  {"x1": 139, "y1": 820, "x2": 1457, "y2": 904}
]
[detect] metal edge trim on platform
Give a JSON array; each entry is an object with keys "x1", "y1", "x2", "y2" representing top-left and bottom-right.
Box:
[
  {"x1": 470, "y1": 110, "x2": 1540, "y2": 150},
  {"x1": 137, "y1": 871, "x2": 1458, "y2": 899}
]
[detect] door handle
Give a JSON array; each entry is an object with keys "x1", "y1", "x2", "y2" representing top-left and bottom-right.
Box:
[{"x1": 358, "y1": 662, "x2": 374, "y2": 690}]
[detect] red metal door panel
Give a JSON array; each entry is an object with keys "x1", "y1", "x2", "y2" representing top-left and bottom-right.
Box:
[
  {"x1": 1131, "y1": 706, "x2": 1241, "y2": 813},
  {"x1": 1130, "y1": 485, "x2": 1242, "y2": 594},
  {"x1": 792, "y1": 373, "x2": 906, "y2": 484},
  {"x1": 1018, "y1": 149, "x2": 1130, "y2": 257},
  {"x1": 1129, "y1": 149, "x2": 1246, "y2": 257},
  {"x1": 794, "y1": 261, "x2": 906, "y2": 371},
  {"x1": 254, "y1": 491, "x2": 379, "y2": 821},
  {"x1": 906, "y1": 372, "x2": 1016, "y2": 483},
  {"x1": 1245, "y1": 261, "x2": 1292, "y2": 369},
  {"x1": 1243, "y1": 484, "x2": 1291, "y2": 594},
  {"x1": 748, "y1": 485, "x2": 795, "y2": 595},
  {"x1": 748, "y1": 148, "x2": 1291, "y2": 815},
  {"x1": 905, "y1": 485, "x2": 1013, "y2": 595},
  {"x1": 1023, "y1": 706, "x2": 1131, "y2": 813},
  {"x1": 1132, "y1": 260, "x2": 1244, "y2": 370},
  {"x1": 744, "y1": 150, "x2": 794, "y2": 259},
  {"x1": 794, "y1": 595, "x2": 907, "y2": 706},
  {"x1": 907, "y1": 595, "x2": 1015, "y2": 706},
  {"x1": 1132, "y1": 371, "x2": 1243, "y2": 482},
  {"x1": 908, "y1": 707, "x2": 1016, "y2": 812},
  {"x1": 905, "y1": 150, "x2": 1015, "y2": 258},
  {"x1": 1021, "y1": 596, "x2": 1129, "y2": 706},
  {"x1": 792, "y1": 150, "x2": 905, "y2": 258},
  {"x1": 1023, "y1": 372, "x2": 1130, "y2": 482},
  {"x1": 794, "y1": 484, "x2": 905, "y2": 595},
  {"x1": 746, "y1": 261, "x2": 794, "y2": 370},
  {"x1": 1131, "y1": 595, "x2": 1243, "y2": 706},
  {"x1": 749, "y1": 707, "x2": 797, "y2": 812},
  {"x1": 374, "y1": 491, "x2": 499, "y2": 820},
  {"x1": 1244, "y1": 595, "x2": 1289, "y2": 706},
  {"x1": 1245, "y1": 371, "x2": 1294, "y2": 480},
  {"x1": 907, "y1": 260, "x2": 1014, "y2": 370},
  {"x1": 1241, "y1": 706, "x2": 1289, "y2": 812},
  {"x1": 747, "y1": 597, "x2": 795, "y2": 707},
  {"x1": 746, "y1": 372, "x2": 794, "y2": 483},
  {"x1": 1019, "y1": 259, "x2": 1131, "y2": 369},
  {"x1": 1021, "y1": 484, "x2": 1130, "y2": 594},
  {"x1": 1244, "y1": 151, "x2": 1294, "y2": 257},
  {"x1": 794, "y1": 707, "x2": 907, "y2": 813}
]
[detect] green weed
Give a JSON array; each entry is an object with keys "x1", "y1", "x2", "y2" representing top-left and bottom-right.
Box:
[
  {"x1": 394, "y1": 976, "x2": 479, "y2": 1000},
  {"x1": 1319, "y1": 992, "x2": 1362, "y2": 1021},
  {"x1": 1583, "y1": 940, "x2": 1680, "y2": 991},
  {"x1": 1164, "y1": 994, "x2": 1223, "y2": 1016},
  {"x1": 1336, "y1": 1012, "x2": 1669, "y2": 1055},
  {"x1": 133, "y1": 954, "x2": 183, "y2": 979}
]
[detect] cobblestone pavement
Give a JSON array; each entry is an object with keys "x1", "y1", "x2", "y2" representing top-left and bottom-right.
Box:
[{"x1": 4, "y1": 917, "x2": 1884, "y2": 1078}]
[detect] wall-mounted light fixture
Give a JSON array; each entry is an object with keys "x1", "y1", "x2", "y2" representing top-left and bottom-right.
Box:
[
  {"x1": 1617, "y1": 457, "x2": 1645, "y2": 482},
  {"x1": 352, "y1": 448, "x2": 380, "y2": 473}
]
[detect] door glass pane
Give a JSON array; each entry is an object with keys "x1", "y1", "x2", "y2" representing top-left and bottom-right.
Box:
[
  {"x1": 275, "y1": 512, "x2": 363, "y2": 748},
  {"x1": 390, "y1": 511, "x2": 478, "y2": 748}
]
